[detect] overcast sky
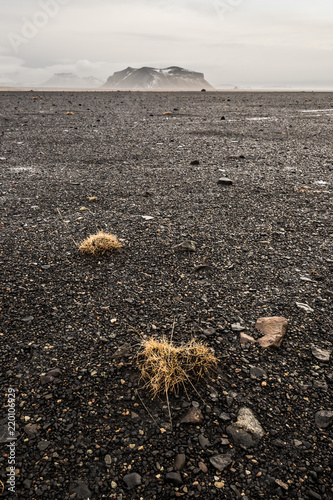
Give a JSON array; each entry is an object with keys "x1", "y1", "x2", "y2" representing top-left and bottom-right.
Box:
[{"x1": 0, "y1": 0, "x2": 332, "y2": 88}]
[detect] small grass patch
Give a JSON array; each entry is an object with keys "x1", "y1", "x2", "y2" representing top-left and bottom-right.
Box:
[
  {"x1": 79, "y1": 231, "x2": 122, "y2": 256},
  {"x1": 137, "y1": 336, "x2": 217, "y2": 398}
]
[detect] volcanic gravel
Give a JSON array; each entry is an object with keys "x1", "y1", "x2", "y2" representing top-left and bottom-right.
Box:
[{"x1": 0, "y1": 90, "x2": 332, "y2": 499}]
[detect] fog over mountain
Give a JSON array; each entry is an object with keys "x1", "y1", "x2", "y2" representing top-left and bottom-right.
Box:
[
  {"x1": 42, "y1": 73, "x2": 103, "y2": 89},
  {"x1": 104, "y1": 66, "x2": 214, "y2": 91}
]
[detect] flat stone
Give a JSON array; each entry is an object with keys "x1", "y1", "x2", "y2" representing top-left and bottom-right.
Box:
[
  {"x1": 311, "y1": 345, "x2": 331, "y2": 362},
  {"x1": 315, "y1": 411, "x2": 333, "y2": 429},
  {"x1": 37, "y1": 440, "x2": 50, "y2": 451},
  {"x1": 227, "y1": 407, "x2": 265, "y2": 449},
  {"x1": 104, "y1": 454, "x2": 112, "y2": 466},
  {"x1": 296, "y1": 302, "x2": 314, "y2": 313},
  {"x1": 256, "y1": 316, "x2": 288, "y2": 348},
  {"x1": 217, "y1": 177, "x2": 233, "y2": 185},
  {"x1": 250, "y1": 366, "x2": 267, "y2": 380},
  {"x1": 123, "y1": 472, "x2": 142, "y2": 490},
  {"x1": 179, "y1": 407, "x2": 204, "y2": 425},
  {"x1": 173, "y1": 240, "x2": 196, "y2": 252},
  {"x1": 219, "y1": 412, "x2": 231, "y2": 421},
  {"x1": 209, "y1": 454, "x2": 233, "y2": 472},
  {"x1": 165, "y1": 472, "x2": 182, "y2": 485},
  {"x1": 174, "y1": 454, "x2": 186, "y2": 471},
  {"x1": 240, "y1": 333, "x2": 256, "y2": 345}
]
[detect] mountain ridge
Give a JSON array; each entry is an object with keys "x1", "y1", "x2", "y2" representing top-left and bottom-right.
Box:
[{"x1": 104, "y1": 66, "x2": 214, "y2": 90}]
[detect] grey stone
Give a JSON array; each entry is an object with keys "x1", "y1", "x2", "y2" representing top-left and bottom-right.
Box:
[
  {"x1": 165, "y1": 472, "x2": 182, "y2": 485},
  {"x1": 173, "y1": 240, "x2": 196, "y2": 252},
  {"x1": 198, "y1": 435, "x2": 210, "y2": 449},
  {"x1": 174, "y1": 454, "x2": 186, "y2": 471},
  {"x1": 24, "y1": 424, "x2": 39, "y2": 435},
  {"x1": 315, "y1": 410, "x2": 333, "y2": 429},
  {"x1": 313, "y1": 380, "x2": 328, "y2": 390},
  {"x1": 74, "y1": 482, "x2": 91, "y2": 499},
  {"x1": 123, "y1": 472, "x2": 142, "y2": 490},
  {"x1": 209, "y1": 453, "x2": 233, "y2": 472},
  {"x1": 37, "y1": 440, "x2": 50, "y2": 451},
  {"x1": 227, "y1": 407, "x2": 265, "y2": 448},
  {"x1": 250, "y1": 366, "x2": 267, "y2": 380},
  {"x1": 179, "y1": 407, "x2": 204, "y2": 425},
  {"x1": 311, "y1": 345, "x2": 331, "y2": 362},
  {"x1": 104, "y1": 454, "x2": 112, "y2": 466}
]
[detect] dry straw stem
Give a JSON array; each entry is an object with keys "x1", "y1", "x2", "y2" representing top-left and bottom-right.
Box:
[
  {"x1": 137, "y1": 337, "x2": 217, "y2": 398},
  {"x1": 79, "y1": 231, "x2": 122, "y2": 256}
]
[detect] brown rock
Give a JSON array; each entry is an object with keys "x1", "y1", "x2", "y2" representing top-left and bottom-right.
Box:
[
  {"x1": 256, "y1": 316, "x2": 288, "y2": 348},
  {"x1": 198, "y1": 462, "x2": 208, "y2": 473},
  {"x1": 240, "y1": 333, "x2": 256, "y2": 345}
]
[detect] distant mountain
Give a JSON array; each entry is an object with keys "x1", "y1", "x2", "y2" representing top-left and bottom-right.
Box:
[
  {"x1": 103, "y1": 66, "x2": 214, "y2": 90},
  {"x1": 42, "y1": 73, "x2": 103, "y2": 89}
]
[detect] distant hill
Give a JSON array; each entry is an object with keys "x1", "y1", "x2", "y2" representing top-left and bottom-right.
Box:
[
  {"x1": 103, "y1": 66, "x2": 214, "y2": 90},
  {"x1": 42, "y1": 73, "x2": 103, "y2": 89}
]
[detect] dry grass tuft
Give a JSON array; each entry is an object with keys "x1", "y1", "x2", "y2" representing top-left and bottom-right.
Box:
[
  {"x1": 79, "y1": 231, "x2": 122, "y2": 256},
  {"x1": 137, "y1": 337, "x2": 217, "y2": 398}
]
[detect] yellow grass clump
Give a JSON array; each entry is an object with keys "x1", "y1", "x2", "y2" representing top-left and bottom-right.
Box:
[
  {"x1": 79, "y1": 231, "x2": 122, "y2": 256},
  {"x1": 137, "y1": 337, "x2": 217, "y2": 398}
]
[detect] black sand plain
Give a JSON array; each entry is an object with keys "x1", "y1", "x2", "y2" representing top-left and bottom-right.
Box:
[{"x1": 0, "y1": 90, "x2": 332, "y2": 499}]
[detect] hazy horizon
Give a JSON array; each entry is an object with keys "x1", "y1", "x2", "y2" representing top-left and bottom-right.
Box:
[{"x1": 0, "y1": 0, "x2": 332, "y2": 90}]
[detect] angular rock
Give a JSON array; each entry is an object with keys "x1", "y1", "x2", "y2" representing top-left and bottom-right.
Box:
[
  {"x1": 165, "y1": 472, "x2": 182, "y2": 485},
  {"x1": 227, "y1": 407, "x2": 265, "y2": 449},
  {"x1": 256, "y1": 316, "x2": 288, "y2": 348},
  {"x1": 217, "y1": 177, "x2": 233, "y2": 186},
  {"x1": 174, "y1": 454, "x2": 186, "y2": 471},
  {"x1": 190, "y1": 160, "x2": 200, "y2": 165},
  {"x1": 173, "y1": 240, "x2": 196, "y2": 252},
  {"x1": 24, "y1": 423, "x2": 39, "y2": 435},
  {"x1": 40, "y1": 368, "x2": 62, "y2": 385},
  {"x1": 179, "y1": 407, "x2": 204, "y2": 425},
  {"x1": 240, "y1": 333, "x2": 256, "y2": 345},
  {"x1": 123, "y1": 473, "x2": 142, "y2": 490},
  {"x1": 311, "y1": 345, "x2": 331, "y2": 362},
  {"x1": 209, "y1": 453, "x2": 233, "y2": 472},
  {"x1": 198, "y1": 435, "x2": 210, "y2": 449},
  {"x1": 315, "y1": 411, "x2": 333, "y2": 429},
  {"x1": 74, "y1": 482, "x2": 91, "y2": 500}
]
